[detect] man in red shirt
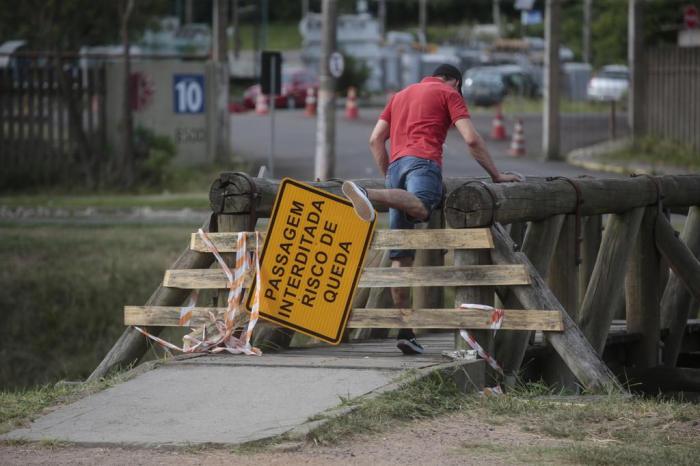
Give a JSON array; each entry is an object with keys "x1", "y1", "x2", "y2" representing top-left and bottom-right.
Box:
[{"x1": 343, "y1": 64, "x2": 520, "y2": 355}]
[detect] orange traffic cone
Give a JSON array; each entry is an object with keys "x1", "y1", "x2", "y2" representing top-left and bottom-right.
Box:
[
  {"x1": 490, "y1": 105, "x2": 507, "y2": 140},
  {"x1": 508, "y1": 119, "x2": 526, "y2": 157},
  {"x1": 345, "y1": 86, "x2": 359, "y2": 120},
  {"x1": 305, "y1": 87, "x2": 317, "y2": 117},
  {"x1": 255, "y1": 93, "x2": 269, "y2": 115}
]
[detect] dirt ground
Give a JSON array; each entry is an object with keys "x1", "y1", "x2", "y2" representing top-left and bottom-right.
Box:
[{"x1": 0, "y1": 412, "x2": 568, "y2": 466}]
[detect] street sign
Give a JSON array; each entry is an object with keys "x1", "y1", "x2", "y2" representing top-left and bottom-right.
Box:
[
  {"x1": 329, "y1": 51, "x2": 345, "y2": 78},
  {"x1": 173, "y1": 74, "x2": 205, "y2": 114},
  {"x1": 261, "y1": 51, "x2": 282, "y2": 95},
  {"x1": 684, "y1": 5, "x2": 699, "y2": 29},
  {"x1": 248, "y1": 179, "x2": 375, "y2": 344}
]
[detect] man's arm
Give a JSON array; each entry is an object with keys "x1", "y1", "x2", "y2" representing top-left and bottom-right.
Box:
[
  {"x1": 454, "y1": 118, "x2": 520, "y2": 183},
  {"x1": 369, "y1": 119, "x2": 390, "y2": 176}
]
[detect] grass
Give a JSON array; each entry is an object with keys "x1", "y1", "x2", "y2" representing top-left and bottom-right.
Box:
[
  {"x1": 0, "y1": 193, "x2": 209, "y2": 210},
  {"x1": 469, "y1": 97, "x2": 615, "y2": 115},
  {"x1": 304, "y1": 375, "x2": 700, "y2": 465},
  {"x1": 0, "y1": 223, "x2": 194, "y2": 390},
  {"x1": 230, "y1": 22, "x2": 302, "y2": 51},
  {"x1": 604, "y1": 136, "x2": 700, "y2": 172},
  {"x1": 0, "y1": 370, "x2": 132, "y2": 435},
  {"x1": 0, "y1": 162, "x2": 247, "y2": 210}
]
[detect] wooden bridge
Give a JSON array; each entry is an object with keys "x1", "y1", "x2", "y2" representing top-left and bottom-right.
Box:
[{"x1": 92, "y1": 173, "x2": 700, "y2": 394}]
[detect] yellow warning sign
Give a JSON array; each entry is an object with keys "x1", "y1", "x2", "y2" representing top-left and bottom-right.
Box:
[{"x1": 247, "y1": 178, "x2": 376, "y2": 344}]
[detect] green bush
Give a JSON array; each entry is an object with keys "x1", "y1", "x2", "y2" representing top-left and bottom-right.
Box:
[
  {"x1": 336, "y1": 54, "x2": 370, "y2": 95},
  {"x1": 133, "y1": 127, "x2": 177, "y2": 188}
]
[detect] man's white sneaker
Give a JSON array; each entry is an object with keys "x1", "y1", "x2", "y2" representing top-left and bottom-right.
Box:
[{"x1": 342, "y1": 181, "x2": 376, "y2": 222}]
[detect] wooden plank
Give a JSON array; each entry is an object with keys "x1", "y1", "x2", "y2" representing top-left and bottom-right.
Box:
[
  {"x1": 661, "y1": 206, "x2": 700, "y2": 366},
  {"x1": 124, "y1": 306, "x2": 564, "y2": 331},
  {"x1": 162, "y1": 265, "x2": 531, "y2": 289},
  {"x1": 489, "y1": 223, "x2": 623, "y2": 393},
  {"x1": 189, "y1": 228, "x2": 494, "y2": 253}
]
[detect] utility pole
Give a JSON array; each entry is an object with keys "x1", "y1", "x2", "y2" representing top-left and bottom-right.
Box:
[
  {"x1": 419, "y1": 0, "x2": 427, "y2": 45},
  {"x1": 185, "y1": 0, "x2": 193, "y2": 24},
  {"x1": 378, "y1": 0, "x2": 386, "y2": 37},
  {"x1": 315, "y1": 0, "x2": 338, "y2": 180},
  {"x1": 212, "y1": 0, "x2": 230, "y2": 163},
  {"x1": 543, "y1": 0, "x2": 561, "y2": 160},
  {"x1": 493, "y1": 0, "x2": 502, "y2": 37},
  {"x1": 628, "y1": 0, "x2": 644, "y2": 139},
  {"x1": 233, "y1": 0, "x2": 240, "y2": 59},
  {"x1": 583, "y1": 0, "x2": 592, "y2": 64}
]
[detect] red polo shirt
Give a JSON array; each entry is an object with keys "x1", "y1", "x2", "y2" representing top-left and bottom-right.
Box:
[{"x1": 379, "y1": 76, "x2": 470, "y2": 167}]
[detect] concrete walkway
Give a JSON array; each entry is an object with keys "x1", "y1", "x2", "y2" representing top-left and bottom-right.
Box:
[{"x1": 2, "y1": 335, "x2": 483, "y2": 447}]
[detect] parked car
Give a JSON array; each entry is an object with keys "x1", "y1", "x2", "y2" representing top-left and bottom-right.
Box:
[
  {"x1": 587, "y1": 65, "x2": 629, "y2": 101},
  {"x1": 462, "y1": 71, "x2": 506, "y2": 107},
  {"x1": 462, "y1": 65, "x2": 539, "y2": 106},
  {"x1": 243, "y1": 67, "x2": 318, "y2": 109}
]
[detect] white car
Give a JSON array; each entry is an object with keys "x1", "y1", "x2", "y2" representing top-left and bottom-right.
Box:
[{"x1": 587, "y1": 65, "x2": 629, "y2": 101}]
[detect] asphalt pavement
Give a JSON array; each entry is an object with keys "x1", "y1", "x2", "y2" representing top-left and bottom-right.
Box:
[{"x1": 230, "y1": 108, "x2": 625, "y2": 181}]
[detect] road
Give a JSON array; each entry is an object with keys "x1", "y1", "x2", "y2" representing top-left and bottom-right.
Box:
[{"x1": 230, "y1": 108, "x2": 626, "y2": 180}]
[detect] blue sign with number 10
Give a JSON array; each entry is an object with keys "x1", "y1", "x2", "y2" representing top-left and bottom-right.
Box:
[{"x1": 173, "y1": 74, "x2": 205, "y2": 114}]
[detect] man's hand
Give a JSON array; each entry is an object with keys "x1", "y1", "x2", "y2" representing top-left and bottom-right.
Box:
[{"x1": 493, "y1": 173, "x2": 523, "y2": 183}]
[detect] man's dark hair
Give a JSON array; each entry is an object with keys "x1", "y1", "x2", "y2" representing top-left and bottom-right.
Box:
[{"x1": 432, "y1": 63, "x2": 463, "y2": 95}]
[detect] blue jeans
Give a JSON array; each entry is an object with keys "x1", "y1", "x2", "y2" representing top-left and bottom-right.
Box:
[{"x1": 386, "y1": 156, "x2": 444, "y2": 260}]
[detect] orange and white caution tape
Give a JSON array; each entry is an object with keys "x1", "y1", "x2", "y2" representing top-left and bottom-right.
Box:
[
  {"x1": 459, "y1": 329, "x2": 504, "y2": 376},
  {"x1": 178, "y1": 290, "x2": 199, "y2": 326},
  {"x1": 134, "y1": 230, "x2": 262, "y2": 356},
  {"x1": 460, "y1": 303, "x2": 504, "y2": 334}
]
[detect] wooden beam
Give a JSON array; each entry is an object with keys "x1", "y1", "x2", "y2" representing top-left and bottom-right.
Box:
[
  {"x1": 208, "y1": 174, "x2": 549, "y2": 218},
  {"x1": 494, "y1": 215, "x2": 565, "y2": 375},
  {"x1": 625, "y1": 207, "x2": 661, "y2": 368},
  {"x1": 87, "y1": 217, "x2": 216, "y2": 383},
  {"x1": 655, "y1": 211, "x2": 700, "y2": 306},
  {"x1": 189, "y1": 228, "x2": 494, "y2": 253},
  {"x1": 578, "y1": 208, "x2": 645, "y2": 354},
  {"x1": 489, "y1": 224, "x2": 623, "y2": 393},
  {"x1": 445, "y1": 175, "x2": 700, "y2": 228},
  {"x1": 124, "y1": 306, "x2": 564, "y2": 331},
  {"x1": 163, "y1": 265, "x2": 531, "y2": 290},
  {"x1": 661, "y1": 206, "x2": 700, "y2": 366}
]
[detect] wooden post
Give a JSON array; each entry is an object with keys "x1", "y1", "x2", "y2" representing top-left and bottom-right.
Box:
[
  {"x1": 579, "y1": 215, "x2": 602, "y2": 306},
  {"x1": 414, "y1": 210, "x2": 445, "y2": 314},
  {"x1": 578, "y1": 207, "x2": 645, "y2": 354},
  {"x1": 543, "y1": 215, "x2": 581, "y2": 388},
  {"x1": 490, "y1": 224, "x2": 623, "y2": 392},
  {"x1": 548, "y1": 215, "x2": 579, "y2": 320},
  {"x1": 625, "y1": 207, "x2": 660, "y2": 368},
  {"x1": 655, "y1": 212, "x2": 700, "y2": 303},
  {"x1": 658, "y1": 207, "x2": 700, "y2": 366},
  {"x1": 444, "y1": 175, "x2": 700, "y2": 228},
  {"x1": 495, "y1": 215, "x2": 565, "y2": 376},
  {"x1": 88, "y1": 218, "x2": 215, "y2": 382},
  {"x1": 454, "y1": 249, "x2": 493, "y2": 354}
]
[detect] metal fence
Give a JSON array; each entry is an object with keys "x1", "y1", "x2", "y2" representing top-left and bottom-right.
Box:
[
  {"x1": 643, "y1": 46, "x2": 700, "y2": 151},
  {"x1": 0, "y1": 55, "x2": 106, "y2": 189}
]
